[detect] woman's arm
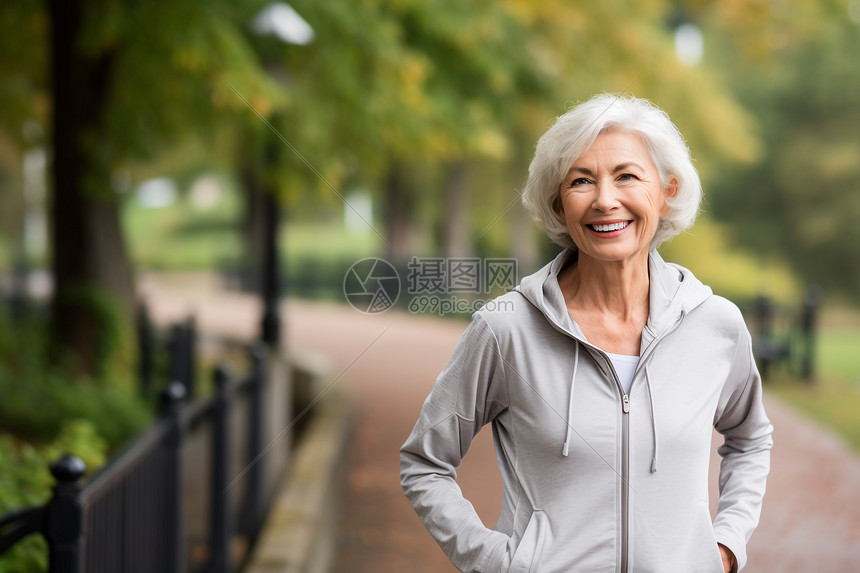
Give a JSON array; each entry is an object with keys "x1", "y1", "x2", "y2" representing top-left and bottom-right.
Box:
[
  {"x1": 400, "y1": 314, "x2": 510, "y2": 573},
  {"x1": 712, "y1": 318, "x2": 773, "y2": 571}
]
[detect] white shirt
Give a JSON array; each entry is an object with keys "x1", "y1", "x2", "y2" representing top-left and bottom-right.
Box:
[{"x1": 607, "y1": 352, "x2": 640, "y2": 394}]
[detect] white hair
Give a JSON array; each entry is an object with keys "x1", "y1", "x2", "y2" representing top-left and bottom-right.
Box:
[{"x1": 522, "y1": 93, "x2": 702, "y2": 250}]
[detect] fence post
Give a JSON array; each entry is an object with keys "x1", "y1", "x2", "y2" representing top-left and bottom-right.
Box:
[
  {"x1": 753, "y1": 294, "x2": 775, "y2": 379},
  {"x1": 185, "y1": 316, "x2": 197, "y2": 398},
  {"x1": 160, "y1": 381, "x2": 187, "y2": 573},
  {"x1": 242, "y1": 342, "x2": 267, "y2": 541},
  {"x1": 168, "y1": 318, "x2": 196, "y2": 398},
  {"x1": 137, "y1": 301, "x2": 154, "y2": 399},
  {"x1": 46, "y1": 454, "x2": 87, "y2": 573},
  {"x1": 800, "y1": 285, "x2": 822, "y2": 382},
  {"x1": 168, "y1": 324, "x2": 185, "y2": 389},
  {"x1": 209, "y1": 365, "x2": 232, "y2": 573}
]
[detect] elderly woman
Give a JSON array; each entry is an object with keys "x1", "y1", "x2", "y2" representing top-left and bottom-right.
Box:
[{"x1": 400, "y1": 94, "x2": 772, "y2": 573}]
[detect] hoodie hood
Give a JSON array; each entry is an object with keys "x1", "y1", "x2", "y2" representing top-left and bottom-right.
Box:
[{"x1": 515, "y1": 248, "x2": 713, "y2": 348}]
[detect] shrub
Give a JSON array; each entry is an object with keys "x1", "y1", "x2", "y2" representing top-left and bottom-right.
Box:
[
  {"x1": 0, "y1": 305, "x2": 151, "y2": 449},
  {"x1": 0, "y1": 303, "x2": 151, "y2": 571},
  {"x1": 0, "y1": 420, "x2": 107, "y2": 573}
]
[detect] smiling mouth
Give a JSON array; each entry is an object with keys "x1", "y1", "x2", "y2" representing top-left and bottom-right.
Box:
[{"x1": 588, "y1": 221, "x2": 631, "y2": 232}]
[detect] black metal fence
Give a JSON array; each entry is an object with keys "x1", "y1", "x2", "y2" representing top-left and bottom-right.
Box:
[
  {"x1": 0, "y1": 334, "x2": 304, "y2": 573},
  {"x1": 136, "y1": 302, "x2": 201, "y2": 402},
  {"x1": 1, "y1": 181, "x2": 296, "y2": 572}
]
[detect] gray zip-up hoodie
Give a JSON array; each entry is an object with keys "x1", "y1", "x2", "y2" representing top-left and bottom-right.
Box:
[{"x1": 400, "y1": 249, "x2": 772, "y2": 573}]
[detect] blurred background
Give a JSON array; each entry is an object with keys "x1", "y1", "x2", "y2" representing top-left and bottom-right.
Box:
[{"x1": 1, "y1": 0, "x2": 859, "y2": 572}]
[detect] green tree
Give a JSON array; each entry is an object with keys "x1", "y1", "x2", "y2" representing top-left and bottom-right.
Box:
[
  {"x1": 260, "y1": 0, "x2": 760, "y2": 264},
  {"x1": 703, "y1": 1, "x2": 860, "y2": 301},
  {"x1": 1, "y1": 0, "x2": 279, "y2": 373}
]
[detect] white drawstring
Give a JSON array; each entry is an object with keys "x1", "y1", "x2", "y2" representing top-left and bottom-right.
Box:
[
  {"x1": 645, "y1": 367, "x2": 658, "y2": 473},
  {"x1": 561, "y1": 347, "x2": 658, "y2": 472},
  {"x1": 562, "y1": 344, "x2": 580, "y2": 457}
]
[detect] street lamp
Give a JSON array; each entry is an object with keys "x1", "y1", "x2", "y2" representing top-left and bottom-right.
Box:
[
  {"x1": 250, "y1": 3, "x2": 313, "y2": 347},
  {"x1": 251, "y1": 2, "x2": 314, "y2": 46}
]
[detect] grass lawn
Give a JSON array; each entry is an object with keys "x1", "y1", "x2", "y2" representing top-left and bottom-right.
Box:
[
  {"x1": 124, "y1": 185, "x2": 383, "y2": 271},
  {"x1": 123, "y1": 182, "x2": 243, "y2": 270}
]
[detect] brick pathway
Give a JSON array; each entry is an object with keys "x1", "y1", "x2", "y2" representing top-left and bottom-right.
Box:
[{"x1": 141, "y1": 275, "x2": 860, "y2": 573}]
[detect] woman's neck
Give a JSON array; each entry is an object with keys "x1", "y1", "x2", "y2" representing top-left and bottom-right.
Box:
[{"x1": 559, "y1": 250, "x2": 651, "y2": 320}]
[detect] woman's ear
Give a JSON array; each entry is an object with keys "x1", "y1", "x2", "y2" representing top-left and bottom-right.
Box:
[
  {"x1": 660, "y1": 177, "x2": 679, "y2": 217},
  {"x1": 664, "y1": 176, "x2": 679, "y2": 200}
]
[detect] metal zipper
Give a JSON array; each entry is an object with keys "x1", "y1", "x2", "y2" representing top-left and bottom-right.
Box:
[
  {"x1": 603, "y1": 354, "x2": 631, "y2": 573},
  {"x1": 621, "y1": 392, "x2": 630, "y2": 573},
  {"x1": 561, "y1": 340, "x2": 645, "y2": 573}
]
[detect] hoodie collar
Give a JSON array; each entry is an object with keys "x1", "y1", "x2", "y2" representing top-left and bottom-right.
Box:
[{"x1": 515, "y1": 248, "x2": 712, "y2": 344}]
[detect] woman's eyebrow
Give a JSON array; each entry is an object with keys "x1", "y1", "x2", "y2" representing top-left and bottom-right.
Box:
[
  {"x1": 568, "y1": 166, "x2": 595, "y2": 177},
  {"x1": 568, "y1": 162, "x2": 644, "y2": 176},
  {"x1": 613, "y1": 162, "x2": 644, "y2": 173}
]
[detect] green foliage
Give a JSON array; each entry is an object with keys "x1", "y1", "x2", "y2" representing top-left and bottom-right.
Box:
[
  {"x1": 269, "y1": 0, "x2": 760, "y2": 187},
  {"x1": 75, "y1": 0, "x2": 280, "y2": 176},
  {"x1": 53, "y1": 283, "x2": 130, "y2": 378},
  {"x1": 0, "y1": 366, "x2": 151, "y2": 449},
  {"x1": 660, "y1": 216, "x2": 800, "y2": 303},
  {"x1": 0, "y1": 2, "x2": 47, "y2": 141},
  {"x1": 0, "y1": 421, "x2": 108, "y2": 573},
  {"x1": 704, "y1": 2, "x2": 860, "y2": 302},
  {"x1": 0, "y1": 309, "x2": 151, "y2": 448},
  {"x1": 0, "y1": 304, "x2": 148, "y2": 570},
  {"x1": 0, "y1": 0, "x2": 279, "y2": 185}
]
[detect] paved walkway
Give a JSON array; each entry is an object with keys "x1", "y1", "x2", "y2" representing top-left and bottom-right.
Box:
[{"x1": 141, "y1": 274, "x2": 860, "y2": 573}]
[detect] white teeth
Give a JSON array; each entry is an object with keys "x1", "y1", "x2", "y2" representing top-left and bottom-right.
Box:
[{"x1": 591, "y1": 221, "x2": 630, "y2": 232}]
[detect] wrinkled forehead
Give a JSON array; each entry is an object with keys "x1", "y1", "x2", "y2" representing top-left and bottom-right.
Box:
[{"x1": 566, "y1": 128, "x2": 654, "y2": 170}]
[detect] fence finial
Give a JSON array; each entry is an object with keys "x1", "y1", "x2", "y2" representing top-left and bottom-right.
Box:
[
  {"x1": 47, "y1": 454, "x2": 86, "y2": 573},
  {"x1": 159, "y1": 380, "x2": 187, "y2": 417},
  {"x1": 50, "y1": 455, "x2": 87, "y2": 483}
]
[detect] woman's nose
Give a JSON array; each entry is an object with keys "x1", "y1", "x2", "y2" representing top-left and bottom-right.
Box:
[{"x1": 592, "y1": 180, "x2": 620, "y2": 212}]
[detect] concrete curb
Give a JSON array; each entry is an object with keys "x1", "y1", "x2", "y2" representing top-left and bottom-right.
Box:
[{"x1": 244, "y1": 387, "x2": 351, "y2": 573}]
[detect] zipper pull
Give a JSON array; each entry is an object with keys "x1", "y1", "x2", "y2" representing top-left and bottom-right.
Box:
[{"x1": 622, "y1": 394, "x2": 630, "y2": 413}]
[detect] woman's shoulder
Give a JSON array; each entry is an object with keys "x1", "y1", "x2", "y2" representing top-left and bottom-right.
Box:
[
  {"x1": 690, "y1": 293, "x2": 750, "y2": 335},
  {"x1": 471, "y1": 289, "x2": 550, "y2": 336}
]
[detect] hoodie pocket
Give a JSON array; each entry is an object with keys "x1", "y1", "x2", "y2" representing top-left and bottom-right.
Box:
[
  {"x1": 506, "y1": 510, "x2": 548, "y2": 573},
  {"x1": 707, "y1": 525, "x2": 728, "y2": 573}
]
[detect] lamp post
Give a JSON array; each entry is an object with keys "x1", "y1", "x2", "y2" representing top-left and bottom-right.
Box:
[{"x1": 250, "y1": 2, "x2": 313, "y2": 347}]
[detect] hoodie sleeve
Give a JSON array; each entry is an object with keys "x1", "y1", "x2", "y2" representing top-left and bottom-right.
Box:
[
  {"x1": 712, "y1": 315, "x2": 773, "y2": 572},
  {"x1": 400, "y1": 313, "x2": 510, "y2": 573}
]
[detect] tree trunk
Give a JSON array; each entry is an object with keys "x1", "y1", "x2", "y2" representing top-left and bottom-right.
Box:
[
  {"x1": 382, "y1": 163, "x2": 415, "y2": 263},
  {"x1": 441, "y1": 161, "x2": 470, "y2": 259},
  {"x1": 49, "y1": 0, "x2": 135, "y2": 374}
]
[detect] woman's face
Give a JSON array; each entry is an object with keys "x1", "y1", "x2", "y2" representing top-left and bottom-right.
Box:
[{"x1": 557, "y1": 129, "x2": 677, "y2": 265}]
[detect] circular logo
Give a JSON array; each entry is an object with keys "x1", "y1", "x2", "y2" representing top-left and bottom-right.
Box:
[{"x1": 343, "y1": 257, "x2": 400, "y2": 314}]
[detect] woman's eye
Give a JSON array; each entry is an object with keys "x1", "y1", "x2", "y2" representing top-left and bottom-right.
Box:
[
  {"x1": 570, "y1": 177, "x2": 591, "y2": 187},
  {"x1": 618, "y1": 173, "x2": 638, "y2": 182}
]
